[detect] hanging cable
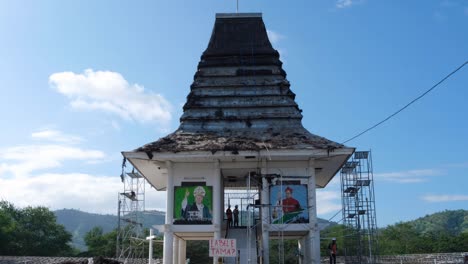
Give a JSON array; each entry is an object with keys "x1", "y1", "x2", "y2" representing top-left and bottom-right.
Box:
[
  {"x1": 328, "y1": 209, "x2": 343, "y2": 222},
  {"x1": 342, "y1": 60, "x2": 468, "y2": 144}
]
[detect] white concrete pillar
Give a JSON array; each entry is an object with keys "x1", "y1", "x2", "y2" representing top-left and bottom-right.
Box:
[
  {"x1": 298, "y1": 236, "x2": 306, "y2": 264},
  {"x1": 163, "y1": 161, "x2": 174, "y2": 264},
  {"x1": 173, "y1": 236, "x2": 180, "y2": 264},
  {"x1": 178, "y1": 239, "x2": 187, "y2": 264},
  {"x1": 213, "y1": 160, "x2": 222, "y2": 264},
  {"x1": 261, "y1": 159, "x2": 270, "y2": 264},
  {"x1": 213, "y1": 160, "x2": 222, "y2": 236},
  {"x1": 307, "y1": 159, "x2": 320, "y2": 264},
  {"x1": 148, "y1": 229, "x2": 155, "y2": 264},
  {"x1": 163, "y1": 229, "x2": 174, "y2": 264}
]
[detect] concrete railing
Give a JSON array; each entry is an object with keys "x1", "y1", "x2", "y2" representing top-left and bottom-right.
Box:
[
  {"x1": 0, "y1": 256, "x2": 162, "y2": 264},
  {"x1": 319, "y1": 252, "x2": 468, "y2": 264},
  {"x1": 1, "y1": 253, "x2": 467, "y2": 264}
]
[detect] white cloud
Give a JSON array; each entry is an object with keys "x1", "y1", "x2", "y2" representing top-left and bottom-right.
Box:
[
  {"x1": 422, "y1": 194, "x2": 468, "y2": 202},
  {"x1": 317, "y1": 190, "x2": 342, "y2": 215},
  {"x1": 49, "y1": 69, "x2": 172, "y2": 125},
  {"x1": 267, "y1": 30, "x2": 285, "y2": 45},
  {"x1": 0, "y1": 173, "x2": 166, "y2": 214},
  {"x1": 336, "y1": 0, "x2": 354, "y2": 8},
  {"x1": 445, "y1": 161, "x2": 468, "y2": 168},
  {"x1": 111, "y1": 120, "x2": 121, "y2": 131},
  {"x1": 32, "y1": 129, "x2": 83, "y2": 144},
  {"x1": 374, "y1": 169, "x2": 440, "y2": 183},
  {"x1": 0, "y1": 130, "x2": 170, "y2": 215},
  {"x1": 0, "y1": 144, "x2": 105, "y2": 177},
  {"x1": 145, "y1": 187, "x2": 168, "y2": 212}
]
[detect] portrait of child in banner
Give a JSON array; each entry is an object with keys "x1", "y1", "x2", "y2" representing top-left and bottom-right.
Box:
[
  {"x1": 270, "y1": 184, "x2": 309, "y2": 224},
  {"x1": 173, "y1": 186, "x2": 213, "y2": 224}
]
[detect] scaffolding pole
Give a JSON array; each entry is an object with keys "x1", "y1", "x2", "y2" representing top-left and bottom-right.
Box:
[
  {"x1": 116, "y1": 167, "x2": 146, "y2": 262},
  {"x1": 341, "y1": 150, "x2": 379, "y2": 264}
]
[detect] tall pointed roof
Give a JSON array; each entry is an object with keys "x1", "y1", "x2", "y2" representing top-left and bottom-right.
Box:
[{"x1": 136, "y1": 13, "x2": 345, "y2": 154}]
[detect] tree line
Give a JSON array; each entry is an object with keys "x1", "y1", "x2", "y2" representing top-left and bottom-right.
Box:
[
  {"x1": 1, "y1": 201, "x2": 466, "y2": 261},
  {"x1": 0, "y1": 201, "x2": 75, "y2": 256}
]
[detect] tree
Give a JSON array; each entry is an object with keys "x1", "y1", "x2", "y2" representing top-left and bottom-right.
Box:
[
  {"x1": 378, "y1": 222, "x2": 426, "y2": 255},
  {"x1": 320, "y1": 224, "x2": 346, "y2": 256},
  {"x1": 0, "y1": 203, "x2": 17, "y2": 254},
  {"x1": 186, "y1": 240, "x2": 212, "y2": 264},
  {"x1": 84, "y1": 227, "x2": 117, "y2": 257},
  {"x1": 0, "y1": 200, "x2": 74, "y2": 256},
  {"x1": 269, "y1": 239, "x2": 300, "y2": 264}
]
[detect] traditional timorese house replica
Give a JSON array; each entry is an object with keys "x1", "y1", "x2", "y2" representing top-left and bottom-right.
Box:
[{"x1": 122, "y1": 13, "x2": 354, "y2": 264}]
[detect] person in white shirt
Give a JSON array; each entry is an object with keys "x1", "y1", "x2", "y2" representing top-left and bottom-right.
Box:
[{"x1": 181, "y1": 186, "x2": 212, "y2": 221}]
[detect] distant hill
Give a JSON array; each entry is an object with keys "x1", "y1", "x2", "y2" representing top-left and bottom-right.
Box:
[
  {"x1": 54, "y1": 209, "x2": 165, "y2": 250},
  {"x1": 408, "y1": 209, "x2": 468, "y2": 236},
  {"x1": 55, "y1": 208, "x2": 334, "y2": 251}
]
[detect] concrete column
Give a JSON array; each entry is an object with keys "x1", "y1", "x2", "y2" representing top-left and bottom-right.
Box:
[
  {"x1": 307, "y1": 159, "x2": 320, "y2": 264},
  {"x1": 213, "y1": 160, "x2": 222, "y2": 264},
  {"x1": 298, "y1": 236, "x2": 306, "y2": 264},
  {"x1": 261, "y1": 159, "x2": 270, "y2": 264},
  {"x1": 163, "y1": 161, "x2": 174, "y2": 264},
  {"x1": 163, "y1": 232, "x2": 173, "y2": 264},
  {"x1": 178, "y1": 239, "x2": 187, "y2": 264},
  {"x1": 213, "y1": 160, "x2": 222, "y2": 236},
  {"x1": 173, "y1": 236, "x2": 180, "y2": 264},
  {"x1": 172, "y1": 236, "x2": 180, "y2": 264}
]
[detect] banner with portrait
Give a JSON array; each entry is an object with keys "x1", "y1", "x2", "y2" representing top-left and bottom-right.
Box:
[
  {"x1": 270, "y1": 184, "x2": 309, "y2": 224},
  {"x1": 173, "y1": 186, "x2": 213, "y2": 224}
]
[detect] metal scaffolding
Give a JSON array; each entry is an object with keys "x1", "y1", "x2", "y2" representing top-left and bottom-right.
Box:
[
  {"x1": 116, "y1": 165, "x2": 146, "y2": 262},
  {"x1": 340, "y1": 150, "x2": 379, "y2": 264}
]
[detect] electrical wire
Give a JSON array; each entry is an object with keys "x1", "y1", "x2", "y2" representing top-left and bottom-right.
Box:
[
  {"x1": 328, "y1": 209, "x2": 342, "y2": 222},
  {"x1": 342, "y1": 60, "x2": 468, "y2": 144}
]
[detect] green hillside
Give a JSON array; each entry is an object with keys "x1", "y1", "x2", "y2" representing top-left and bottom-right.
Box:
[
  {"x1": 409, "y1": 209, "x2": 468, "y2": 236},
  {"x1": 378, "y1": 209, "x2": 468, "y2": 254},
  {"x1": 55, "y1": 208, "x2": 468, "y2": 254},
  {"x1": 54, "y1": 209, "x2": 165, "y2": 250}
]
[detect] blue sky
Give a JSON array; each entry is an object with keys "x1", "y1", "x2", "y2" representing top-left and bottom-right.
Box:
[{"x1": 0, "y1": 0, "x2": 467, "y2": 227}]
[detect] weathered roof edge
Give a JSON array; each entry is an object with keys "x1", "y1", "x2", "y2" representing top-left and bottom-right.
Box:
[{"x1": 216, "y1": 13, "x2": 262, "y2": 18}]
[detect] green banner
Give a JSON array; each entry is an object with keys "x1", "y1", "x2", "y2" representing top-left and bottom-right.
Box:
[{"x1": 174, "y1": 186, "x2": 213, "y2": 224}]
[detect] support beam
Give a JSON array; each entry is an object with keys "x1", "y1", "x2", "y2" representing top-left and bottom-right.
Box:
[
  {"x1": 261, "y1": 158, "x2": 270, "y2": 264},
  {"x1": 178, "y1": 239, "x2": 187, "y2": 264},
  {"x1": 163, "y1": 231, "x2": 174, "y2": 264},
  {"x1": 213, "y1": 160, "x2": 222, "y2": 264},
  {"x1": 163, "y1": 161, "x2": 174, "y2": 264},
  {"x1": 307, "y1": 159, "x2": 320, "y2": 264},
  {"x1": 173, "y1": 236, "x2": 179, "y2": 264},
  {"x1": 298, "y1": 237, "x2": 306, "y2": 264}
]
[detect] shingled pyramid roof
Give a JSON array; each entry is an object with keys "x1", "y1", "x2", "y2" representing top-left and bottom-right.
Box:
[{"x1": 136, "y1": 13, "x2": 345, "y2": 154}]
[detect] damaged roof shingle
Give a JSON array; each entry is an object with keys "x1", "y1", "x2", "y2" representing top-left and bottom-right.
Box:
[{"x1": 133, "y1": 13, "x2": 346, "y2": 154}]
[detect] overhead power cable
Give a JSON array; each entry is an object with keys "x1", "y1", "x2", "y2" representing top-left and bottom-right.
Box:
[
  {"x1": 328, "y1": 209, "x2": 342, "y2": 222},
  {"x1": 342, "y1": 60, "x2": 468, "y2": 144}
]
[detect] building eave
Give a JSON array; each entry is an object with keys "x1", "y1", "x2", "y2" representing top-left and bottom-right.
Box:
[{"x1": 122, "y1": 147, "x2": 354, "y2": 190}]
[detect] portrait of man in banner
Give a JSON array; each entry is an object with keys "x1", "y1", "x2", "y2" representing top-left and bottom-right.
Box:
[
  {"x1": 173, "y1": 186, "x2": 213, "y2": 224},
  {"x1": 270, "y1": 184, "x2": 309, "y2": 224}
]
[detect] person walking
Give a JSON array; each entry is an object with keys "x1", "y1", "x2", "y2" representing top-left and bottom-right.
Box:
[
  {"x1": 328, "y1": 238, "x2": 337, "y2": 264},
  {"x1": 233, "y1": 205, "x2": 239, "y2": 227},
  {"x1": 226, "y1": 205, "x2": 233, "y2": 227}
]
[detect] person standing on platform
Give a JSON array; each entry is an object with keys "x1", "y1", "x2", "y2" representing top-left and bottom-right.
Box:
[
  {"x1": 233, "y1": 205, "x2": 239, "y2": 227},
  {"x1": 226, "y1": 205, "x2": 233, "y2": 227},
  {"x1": 328, "y1": 238, "x2": 337, "y2": 264}
]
